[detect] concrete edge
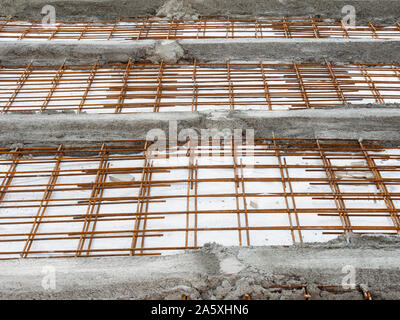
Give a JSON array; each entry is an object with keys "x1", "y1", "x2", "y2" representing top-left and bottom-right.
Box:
[
  {"x1": 1, "y1": 236, "x2": 400, "y2": 299},
  {"x1": 0, "y1": 107, "x2": 400, "y2": 147},
  {"x1": 1, "y1": 39, "x2": 400, "y2": 64}
]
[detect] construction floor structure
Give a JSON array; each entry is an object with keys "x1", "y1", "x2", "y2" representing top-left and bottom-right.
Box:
[{"x1": 0, "y1": 0, "x2": 400, "y2": 300}]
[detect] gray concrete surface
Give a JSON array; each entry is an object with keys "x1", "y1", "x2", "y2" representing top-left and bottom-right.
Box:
[
  {"x1": 2, "y1": 39, "x2": 400, "y2": 65},
  {"x1": 0, "y1": 40, "x2": 151, "y2": 65},
  {"x1": 1, "y1": 0, "x2": 399, "y2": 23},
  {"x1": 0, "y1": 234, "x2": 399, "y2": 299},
  {"x1": 0, "y1": 107, "x2": 399, "y2": 148},
  {"x1": 183, "y1": 39, "x2": 400, "y2": 64}
]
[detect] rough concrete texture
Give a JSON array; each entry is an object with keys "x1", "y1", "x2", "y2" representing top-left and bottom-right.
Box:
[
  {"x1": 146, "y1": 40, "x2": 185, "y2": 64},
  {"x1": 0, "y1": 107, "x2": 400, "y2": 148},
  {"x1": 182, "y1": 39, "x2": 400, "y2": 65},
  {"x1": 0, "y1": 0, "x2": 163, "y2": 20},
  {"x1": 0, "y1": 40, "x2": 151, "y2": 65},
  {"x1": 156, "y1": 0, "x2": 199, "y2": 19},
  {"x1": 1, "y1": 0, "x2": 400, "y2": 24},
  {"x1": 1, "y1": 39, "x2": 400, "y2": 65},
  {"x1": 0, "y1": 234, "x2": 399, "y2": 299}
]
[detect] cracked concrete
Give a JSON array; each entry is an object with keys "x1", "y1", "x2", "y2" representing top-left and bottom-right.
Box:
[{"x1": 0, "y1": 235, "x2": 399, "y2": 299}]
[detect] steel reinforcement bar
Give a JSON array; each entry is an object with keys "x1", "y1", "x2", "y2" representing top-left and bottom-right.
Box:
[
  {"x1": 0, "y1": 138, "x2": 398, "y2": 259},
  {"x1": 1, "y1": 61, "x2": 400, "y2": 113},
  {"x1": 1, "y1": 18, "x2": 400, "y2": 40}
]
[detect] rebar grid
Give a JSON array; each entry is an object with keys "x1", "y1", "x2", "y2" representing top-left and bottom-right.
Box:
[
  {"x1": 0, "y1": 138, "x2": 399, "y2": 259},
  {"x1": 1, "y1": 18, "x2": 400, "y2": 40},
  {"x1": 1, "y1": 61, "x2": 400, "y2": 113}
]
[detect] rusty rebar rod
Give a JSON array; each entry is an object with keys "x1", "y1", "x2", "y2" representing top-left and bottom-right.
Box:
[
  {"x1": 0, "y1": 138, "x2": 397, "y2": 259},
  {"x1": 0, "y1": 62, "x2": 398, "y2": 113}
]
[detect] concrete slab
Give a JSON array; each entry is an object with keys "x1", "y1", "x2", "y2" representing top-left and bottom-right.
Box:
[
  {"x1": 0, "y1": 235, "x2": 399, "y2": 299},
  {"x1": 182, "y1": 39, "x2": 400, "y2": 64},
  {"x1": 0, "y1": 107, "x2": 400, "y2": 147},
  {"x1": 1, "y1": 39, "x2": 400, "y2": 65}
]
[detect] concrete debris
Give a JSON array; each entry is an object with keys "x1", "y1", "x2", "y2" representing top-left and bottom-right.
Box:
[
  {"x1": 146, "y1": 40, "x2": 185, "y2": 64},
  {"x1": 335, "y1": 172, "x2": 374, "y2": 180},
  {"x1": 142, "y1": 285, "x2": 201, "y2": 300},
  {"x1": 2, "y1": 143, "x2": 24, "y2": 160},
  {"x1": 9, "y1": 143, "x2": 24, "y2": 150},
  {"x1": 351, "y1": 161, "x2": 366, "y2": 166},
  {"x1": 109, "y1": 174, "x2": 135, "y2": 182},
  {"x1": 156, "y1": 0, "x2": 199, "y2": 20},
  {"x1": 249, "y1": 200, "x2": 258, "y2": 209}
]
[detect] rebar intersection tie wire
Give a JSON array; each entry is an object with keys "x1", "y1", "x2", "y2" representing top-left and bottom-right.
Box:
[
  {"x1": 2, "y1": 18, "x2": 400, "y2": 40},
  {"x1": 0, "y1": 138, "x2": 399, "y2": 259},
  {"x1": 1, "y1": 61, "x2": 400, "y2": 113}
]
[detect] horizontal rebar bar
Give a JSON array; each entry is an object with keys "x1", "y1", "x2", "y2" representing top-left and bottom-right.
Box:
[{"x1": 1, "y1": 18, "x2": 400, "y2": 40}]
